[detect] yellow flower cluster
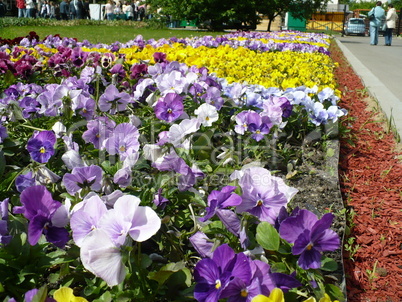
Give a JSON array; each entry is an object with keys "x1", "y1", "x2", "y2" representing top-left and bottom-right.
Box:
[{"x1": 119, "y1": 43, "x2": 337, "y2": 91}]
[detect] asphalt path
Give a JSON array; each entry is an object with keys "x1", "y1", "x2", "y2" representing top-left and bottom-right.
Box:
[{"x1": 335, "y1": 34, "x2": 402, "y2": 139}]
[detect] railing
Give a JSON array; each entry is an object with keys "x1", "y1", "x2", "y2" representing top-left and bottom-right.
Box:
[{"x1": 307, "y1": 20, "x2": 344, "y2": 32}]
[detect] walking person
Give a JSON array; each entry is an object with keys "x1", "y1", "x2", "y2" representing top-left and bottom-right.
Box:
[
  {"x1": 59, "y1": 0, "x2": 69, "y2": 19},
  {"x1": 25, "y1": 0, "x2": 36, "y2": 18},
  {"x1": 384, "y1": 3, "x2": 398, "y2": 46},
  {"x1": 368, "y1": 1, "x2": 385, "y2": 46},
  {"x1": 16, "y1": 0, "x2": 27, "y2": 17},
  {"x1": 104, "y1": 0, "x2": 114, "y2": 20}
]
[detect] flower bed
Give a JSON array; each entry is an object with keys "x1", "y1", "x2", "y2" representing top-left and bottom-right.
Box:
[{"x1": 0, "y1": 31, "x2": 347, "y2": 302}]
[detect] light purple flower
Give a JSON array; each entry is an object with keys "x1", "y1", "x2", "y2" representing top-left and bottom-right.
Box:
[
  {"x1": 154, "y1": 92, "x2": 184, "y2": 122},
  {"x1": 62, "y1": 165, "x2": 103, "y2": 195},
  {"x1": 113, "y1": 167, "x2": 132, "y2": 188},
  {"x1": 0, "y1": 198, "x2": 12, "y2": 245},
  {"x1": 103, "y1": 123, "x2": 140, "y2": 161},
  {"x1": 82, "y1": 117, "x2": 116, "y2": 149},
  {"x1": 26, "y1": 130, "x2": 56, "y2": 163},
  {"x1": 99, "y1": 195, "x2": 161, "y2": 246},
  {"x1": 98, "y1": 84, "x2": 131, "y2": 114},
  {"x1": 80, "y1": 228, "x2": 126, "y2": 287},
  {"x1": 70, "y1": 194, "x2": 108, "y2": 247},
  {"x1": 236, "y1": 167, "x2": 294, "y2": 224}
]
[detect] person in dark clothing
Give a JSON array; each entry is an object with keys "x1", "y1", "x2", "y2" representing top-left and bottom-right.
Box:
[
  {"x1": 59, "y1": 0, "x2": 69, "y2": 20},
  {"x1": 0, "y1": 0, "x2": 6, "y2": 17},
  {"x1": 69, "y1": 0, "x2": 76, "y2": 19},
  {"x1": 83, "y1": 0, "x2": 90, "y2": 19},
  {"x1": 75, "y1": 0, "x2": 84, "y2": 19}
]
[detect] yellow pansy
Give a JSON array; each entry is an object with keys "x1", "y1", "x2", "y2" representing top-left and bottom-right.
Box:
[
  {"x1": 53, "y1": 287, "x2": 88, "y2": 302},
  {"x1": 303, "y1": 293, "x2": 340, "y2": 302},
  {"x1": 251, "y1": 288, "x2": 285, "y2": 302}
]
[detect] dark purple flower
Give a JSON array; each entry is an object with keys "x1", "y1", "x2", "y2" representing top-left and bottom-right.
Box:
[
  {"x1": 110, "y1": 63, "x2": 126, "y2": 82},
  {"x1": 62, "y1": 165, "x2": 103, "y2": 195},
  {"x1": 130, "y1": 63, "x2": 148, "y2": 79},
  {"x1": 194, "y1": 244, "x2": 252, "y2": 302},
  {"x1": 153, "y1": 52, "x2": 167, "y2": 63},
  {"x1": 154, "y1": 93, "x2": 184, "y2": 123},
  {"x1": 70, "y1": 46, "x2": 88, "y2": 67},
  {"x1": 0, "y1": 125, "x2": 8, "y2": 143},
  {"x1": 15, "y1": 171, "x2": 36, "y2": 192},
  {"x1": 279, "y1": 209, "x2": 340, "y2": 269},
  {"x1": 247, "y1": 114, "x2": 271, "y2": 142},
  {"x1": 13, "y1": 185, "x2": 69, "y2": 248},
  {"x1": 152, "y1": 188, "x2": 169, "y2": 209},
  {"x1": 26, "y1": 130, "x2": 56, "y2": 163},
  {"x1": 200, "y1": 186, "x2": 242, "y2": 222}
]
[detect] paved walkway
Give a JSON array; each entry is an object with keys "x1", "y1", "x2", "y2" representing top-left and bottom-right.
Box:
[{"x1": 335, "y1": 34, "x2": 402, "y2": 140}]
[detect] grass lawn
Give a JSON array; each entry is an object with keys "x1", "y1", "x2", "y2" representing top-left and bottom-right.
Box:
[{"x1": 1, "y1": 24, "x2": 226, "y2": 44}]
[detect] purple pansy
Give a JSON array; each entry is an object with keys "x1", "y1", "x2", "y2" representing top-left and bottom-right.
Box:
[
  {"x1": 15, "y1": 171, "x2": 36, "y2": 192},
  {"x1": 62, "y1": 165, "x2": 103, "y2": 195},
  {"x1": 193, "y1": 244, "x2": 252, "y2": 302},
  {"x1": 200, "y1": 186, "x2": 242, "y2": 222},
  {"x1": 103, "y1": 123, "x2": 140, "y2": 161},
  {"x1": 0, "y1": 198, "x2": 12, "y2": 245},
  {"x1": 236, "y1": 167, "x2": 292, "y2": 224},
  {"x1": 26, "y1": 130, "x2": 56, "y2": 163},
  {"x1": 98, "y1": 84, "x2": 131, "y2": 114},
  {"x1": 70, "y1": 194, "x2": 108, "y2": 247},
  {"x1": 154, "y1": 92, "x2": 184, "y2": 123},
  {"x1": 82, "y1": 117, "x2": 116, "y2": 149},
  {"x1": 13, "y1": 185, "x2": 69, "y2": 248},
  {"x1": 279, "y1": 209, "x2": 340, "y2": 269}
]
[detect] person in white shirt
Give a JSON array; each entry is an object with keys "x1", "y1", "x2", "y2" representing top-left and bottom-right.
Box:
[
  {"x1": 122, "y1": 1, "x2": 133, "y2": 20},
  {"x1": 384, "y1": 3, "x2": 398, "y2": 46}
]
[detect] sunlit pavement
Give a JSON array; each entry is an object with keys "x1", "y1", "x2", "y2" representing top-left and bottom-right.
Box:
[{"x1": 336, "y1": 34, "x2": 402, "y2": 139}]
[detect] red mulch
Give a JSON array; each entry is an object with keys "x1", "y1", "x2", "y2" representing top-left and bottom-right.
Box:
[{"x1": 330, "y1": 42, "x2": 402, "y2": 302}]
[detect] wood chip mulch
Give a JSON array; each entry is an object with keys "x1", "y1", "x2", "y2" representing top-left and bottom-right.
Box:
[{"x1": 330, "y1": 42, "x2": 402, "y2": 302}]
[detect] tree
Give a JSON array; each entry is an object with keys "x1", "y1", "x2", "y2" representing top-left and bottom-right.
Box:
[
  {"x1": 147, "y1": 0, "x2": 329, "y2": 31},
  {"x1": 256, "y1": 0, "x2": 330, "y2": 31}
]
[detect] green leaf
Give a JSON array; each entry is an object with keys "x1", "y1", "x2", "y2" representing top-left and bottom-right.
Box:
[
  {"x1": 31, "y1": 286, "x2": 48, "y2": 302},
  {"x1": 0, "y1": 151, "x2": 5, "y2": 178},
  {"x1": 148, "y1": 261, "x2": 186, "y2": 285},
  {"x1": 326, "y1": 147, "x2": 335, "y2": 158},
  {"x1": 324, "y1": 284, "x2": 345, "y2": 302},
  {"x1": 321, "y1": 256, "x2": 338, "y2": 272},
  {"x1": 256, "y1": 221, "x2": 280, "y2": 251}
]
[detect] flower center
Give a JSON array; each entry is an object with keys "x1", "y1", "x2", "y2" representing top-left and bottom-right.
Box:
[
  {"x1": 215, "y1": 280, "x2": 221, "y2": 289},
  {"x1": 256, "y1": 130, "x2": 261, "y2": 134},
  {"x1": 256, "y1": 199, "x2": 263, "y2": 206},
  {"x1": 306, "y1": 243, "x2": 313, "y2": 250},
  {"x1": 205, "y1": 116, "x2": 210, "y2": 121},
  {"x1": 167, "y1": 108, "x2": 173, "y2": 114},
  {"x1": 119, "y1": 145, "x2": 126, "y2": 152},
  {"x1": 240, "y1": 289, "x2": 248, "y2": 298},
  {"x1": 39, "y1": 146, "x2": 46, "y2": 154}
]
